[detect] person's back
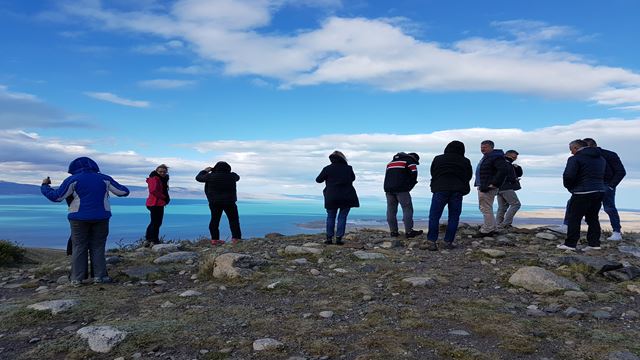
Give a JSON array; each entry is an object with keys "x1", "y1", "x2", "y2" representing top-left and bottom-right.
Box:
[
  {"x1": 430, "y1": 141, "x2": 472, "y2": 195},
  {"x1": 563, "y1": 147, "x2": 605, "y2": 193},
  {"x1": 476, "y1": 149, "x2": 508, "y2": 191},
  {"x1": 384, "y1": 152, "x2": 418, "y2": 193},
  {"x1": 197, "y1": 162, "x2": 240, "y2": 204}
]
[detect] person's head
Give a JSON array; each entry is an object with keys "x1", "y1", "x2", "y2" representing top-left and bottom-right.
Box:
[
  {"x1": 68, "y1": 157, "x2": 100, "y2": 174},
  {"x1": 329, "y1": 150, "x2": 347, "y2": 164},
  {"x1": 583, "y1": 138, "x2": 597, "y2": 147},
  {"x1": 444, "y1": 140, "x2": 465, "y2": 155},
  {"x1": 505, "y1": 150, "x2": 519, "y2": 161},
  {"x1": 569, "y1": 139, "x2": 588, "y2": 155},
  {"x1": 480, "y1": 140, "x2": 494, "y2": 154},
  {"x1": 155, "y1": 164, "x2": 169, "y2": 177},
  {"x1": 212, "y1": 161, "x2": 232, "y2": 173},
  {"x1": 407, "y1": 152, "x2": 420, "y2": 164}
]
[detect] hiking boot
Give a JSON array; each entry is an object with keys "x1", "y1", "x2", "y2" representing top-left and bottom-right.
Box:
[
  {"x1": 324, "y1": 237, "x2": 333, "y2": 245},
  {"x1": 556, "y1": 244, "x2": 576, "y2": 251},
  {"x1": 335, "y1": 237, "x2": 345, "y2": 246},
  {"x1": 443, "y1": 242, "x2": 456, "y2": 250},
  {"x1": 425, "y1": 241, "x2": 438, "y2": 251},
  {"x1": 607, "y1": 232, "x2": 622, "y2": 241},
  {"x1": 406, "y1": 230, "x2": 424, "y2": 238},
  {"x1": 390, "y1": 232, "x2": 400, "y2": 237}
]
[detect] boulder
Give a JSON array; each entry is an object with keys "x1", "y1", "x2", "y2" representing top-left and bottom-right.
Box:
[
  {"x1": 151, "y1": 244, "x2": 180, "y2": 253},
  {"x1": 27, "y1": 299, "x2": 78, "y2": 314},
  {"x1": 508, "y1": 266, "x2": 580, "y2": 294},
  {"x1": 560, "y1": 255, "x2": 623, "y2": 274},
  {"x1": 352, "y1": 251, "x2": 386, "y2": 260},
  {"x1": 253, "y1": 338, "x2": 284, "y2": 351},
  {"x1": 77, "y1": 326, "x2": 127, "y2": 353},
  {"x1": 284, "y1": 246, "x2": 322, "y2": 255},
  {"x1": 212, "y1": 253, "x2": 267, "y2": 279},
  {"x1": 153, "y1": 251, "x2": 198, "y2": 264}
]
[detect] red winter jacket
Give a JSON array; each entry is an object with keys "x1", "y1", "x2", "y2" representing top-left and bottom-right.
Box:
[{"x1": 146, "y1": 176, "x2": 168, "y2": 206}]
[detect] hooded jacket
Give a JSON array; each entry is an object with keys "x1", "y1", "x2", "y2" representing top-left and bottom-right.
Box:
[
  {"x1": 598, "y1": 147, "x2": 626, "y2": 188},
  {"x1": 316, "y1": 153, "x2": 360, "y2": 209},
  {"x1": 429, "y1": 141, "x2": 473, "y2": 195},
  {"x1": 499, "y1": 157, "x2": 523, "y2": 192},
  {"x1": 146, "y1": 171, "x2": 170, "y2": 207},
  {"x1": 41, "y1": 157, "x2": 130, "y2": 220},
  {"x1": 475, "y1": 149, "x2": 508, "y2": 192},
  {"x1": 383, "y1": 152, "x2": 419, "y2": 193},
  {"x1": 196, "y1": 162, "x2": 240, "y2": 204},
  {"x1": 563, "y1": 146, "x2": 606, "y2": 193}
]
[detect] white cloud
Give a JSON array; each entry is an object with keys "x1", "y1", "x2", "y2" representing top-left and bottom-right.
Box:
[
  {"x1": 157, "y1": 64, "x2": 214, "y2": 74},
  {"x1": 491, "y1": 19, "x2": 577, "y2": 42},
  {"x1": 133, "y1": 39, "x2": 184, "y2": 54},
  {"x1": 138, "y1": 79, "x2": 196, "y2": 89},
  {"x1": 85, "y1": 91, "x2": 150, "y2": 107}
]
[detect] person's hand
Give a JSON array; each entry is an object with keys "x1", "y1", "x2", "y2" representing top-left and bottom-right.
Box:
[
  {"x1": 204, "y1": 167, "x2": 213, "y2": 172},
  {"x1": 42, "y1": 177, "x2": 51, "y2": 185}
]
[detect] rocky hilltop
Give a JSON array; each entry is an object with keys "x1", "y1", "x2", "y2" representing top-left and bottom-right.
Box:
[{"x1": 1, "y1": 225, "x2": 640, "y2": 360}]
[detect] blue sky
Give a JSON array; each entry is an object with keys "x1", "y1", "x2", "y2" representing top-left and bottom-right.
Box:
[{"x1": 1, "y1": 0, "x2": 639, "y2": 207}]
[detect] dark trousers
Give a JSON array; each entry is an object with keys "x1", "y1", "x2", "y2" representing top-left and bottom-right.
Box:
[
  {"x1": 602, "y1": 186, "x2": 621, "y2": 232},
  {"x1": 209, "y1": 202, "x2": 241, "y2": 240},
  {"x1": 565, "y1": 192, "x2": 604, "y2": 247},
  {"x1": 145, "y1": 206, "x2": 164, "y2": 243},
  {"x1": 69, "y1": 219, "x2": 109, "y2": 281},
  {"x1": 326, "y1": 207, "x2": 351, "y2": 238},
  {"x1": 386, "y1": 192, "x2": 414, "y2": 233},
  {"x1": 427, "y1": 191, "x2": 463, "y2": 243}
]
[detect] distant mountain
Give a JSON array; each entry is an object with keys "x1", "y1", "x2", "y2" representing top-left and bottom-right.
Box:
[
  {"x1": 0, "y1": 181, "x2": 42, "y2": 195},
  {"x1": 0, "y1": 180, "x2": 203, "y2": 198}
]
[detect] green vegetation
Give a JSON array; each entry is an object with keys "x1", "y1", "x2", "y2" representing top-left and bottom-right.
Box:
[{"x1": 0, "y1": 239, "x2": 26, "y2": 266}]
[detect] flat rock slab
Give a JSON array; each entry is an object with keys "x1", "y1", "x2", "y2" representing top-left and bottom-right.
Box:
[
  {"x1": 151, "y1": 244, "x2": 180, "y2": 253},
  {"x1": 27, "y1": 300, "x2": 78, "y2": 314},
  {"x1": 353, "y1": 251, "x2": 386, "y2": 260},
  {"x1": 402, "y1": 277, "x2": 436, "y2": 287},
  {"x1": 77, "y1": 326, "x2": 127, "y2": 353},
  {"x1": 481, "y1": 249, "x2": 506, "y2": 258},
  {"x1": 560, "y1": 255, "x2": 623, "y2": 274},
  {"x1": 212, "y1": 253, "x2": 267, "y2": 279},
  {"x1": 619, "y1": 246, "x2": 640, "y2": 258},
  {"x1": 153, "y1": 251, "x2": 198, "y2": 264},
  {"x1": 449, "y1": 330, "x2": 470, "y2": 336},
  {"x1": 509, "y1": 266, "x2": 580, "y2": 294},
  {"x1": 253, "y1": 338, "x2": 284, "y2": 351},
  {"x1": 284, "y1": 246, "x2": 322, "y2": 255},
  {"x1": 535, "y1": 232, "x2": 557, "y2": 240},
  {"x1": 604, "y1": 266, "x2": 640, "y2": 282}
]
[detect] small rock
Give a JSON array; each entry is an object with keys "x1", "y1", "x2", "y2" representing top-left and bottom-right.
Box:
[
  {"x1": 57, "y1": 276, "x2": 69, "y2": 285},
  {"x1": 362, "y1": 295, "x2": 372, "y2": 301},
  {"x1": 284, "y1": 246, "x2": 322, "y2": 255},
  {"x1": 302, "y1": 242, "x2": 321, "y2": 247},
  {"x1": 151, "y1": 244, "x2": 180, "y2": 253},
  {"x1": 509, "y1": 266, "x2": 580, "y2": 294},
  {"x1": 179, "y1": 290, "x2": 202, "y2": 297},
  {"x1": 27, "y1": 300, "x2": 78, "y2": 314},
  {"x1": 481, "y1": 249, "x2": 506, "y2": 258},
  {"x1": 627, "y1": 284, "x2": 640, "y2": 295},
  {"x1": 402, "y1": 277, "x2": 436, "y2": 287},
  {"x1": 622, "y1": 310, "x2": 639, "y2": 320},
  {"x1": 253, "y1": 338, "x2": 284, "y2": 351},
  {"x1": 333, "y1": 268, "x2": 348, "y2": 273},
  {"x1": 310, "y1": 269, "x2": 320, "y2": 276},
  {"x1": 592, "y1": 310, "x2": 612, "y2": 320},
  {"x1": 35, "y1": 286, "x2": 48, "y2": 292},
  {"x1": 608, "y1": 351, "x2": 640, "y2": 360},
  {"x1": 526, "y1": 308, "x2": 547, "y2": 317},
  {"x1": 292, "y1": 258, "x2": 308, "y2": 265},
  {"x1": 153, "y1": 280, "x2": 167, "y2": 285},
  {"x1": 448, "y1": 330, "x2": 470, "y2": 336},
  {"x1": 319, "y1": 311, "x2": 334, "y2": 318},
  {"x1": 160, "y1": 301, "x2": 175, "y2": 308},
  {"x1": 564, "y1": 291, "x2": 589, "y2": 299},
  {"x1": 77, "y1": 326, "x2": 127, "y2": 353},
  {"x1": 267, "y1": 281, "x2": 280, "y2": 289},
  {"x1": 353, "y1": 251, "x2": 386, "y2": 260},
  {"x1": 563, "y1": 307, "x2": 584, "y2": 318},
  {"x1": 29, "y1": 337, "x2": 40, "y2": 344},
  {"x1": 153, "y1": 252, "x2": 198, "y2": 264},
  {"x1": 535, "y1": 232, "x2": 557, "y2": 240},
  {"x1": 105, "y1": 256, "x2": 122, "y2": 265}
]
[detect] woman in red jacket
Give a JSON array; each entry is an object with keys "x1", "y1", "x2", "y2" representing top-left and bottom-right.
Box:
[{"x1": 145, "y1": 164, "x2": 170, "y2": 247}]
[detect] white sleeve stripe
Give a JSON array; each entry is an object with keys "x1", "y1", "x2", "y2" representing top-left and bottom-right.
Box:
[
  {"x1": 108, "y1": 182, "x2": 128, "y2": 196},
  {"x1": 55, "y1": 181, "x2": 76, "y2": 202}
]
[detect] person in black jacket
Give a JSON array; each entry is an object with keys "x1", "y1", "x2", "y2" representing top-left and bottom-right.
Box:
[
  {"x1": 384, "y1": 152, "x2": 423, "y2": 238},
  {"x1": 426, "y1": 141, "x2": 472, "y2": 250},
  {"x1": 557, "y1": 139, "x2": 605, "y2": 251},
  {"x1": 316, "y1": 151, "x2": 360, "y2": 245},
  {"x1": 474, "y1": 140, "x2": 508, "y2": 236},
  {"x1": 196, "y1": 161, "x2": 241, "y2": 245},
  {"x1": 496, "y1": 150, "x2": 523, "y2": 230},
  {"x1": 583, "y1": 138, "x2": 626, "y2": 241}
]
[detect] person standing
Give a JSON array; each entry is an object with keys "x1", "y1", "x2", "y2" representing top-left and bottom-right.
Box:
[
  {"x1": 557, "y1": 140, "x2": 606, "y2": 251},
  {"x1": 196, "y1": 162, "x2": 241, "y2": 245},
  {"x1": 41, "y1": 157, "x2": 130, "y2": 286},
  {"x1": 496, "y1": 150, "x2": 523, "y2": 230},
  {"x1": 426, "y1": 141, "x2": 473, "y2": 250},
  {"x1": 583, "y1": 138, "x2": 626, "y2": 241},
  {"x1": 474, "y1": 140, "x2": 508, "y2": 237},
  {"x1": 316, "y1": 151, "x2": 360, "y2": 245},
  {"x1": 384, "y1": 152, "x2": 423, "y2": 238},
  {"x1": 144, "y1": 164, "x2": 170, "y2": 247}
]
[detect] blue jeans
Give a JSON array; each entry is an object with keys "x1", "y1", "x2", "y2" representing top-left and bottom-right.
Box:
[
  {"x1": 603, "y1": 186, "x2": 621, "y2": 232},
  {"x1": 427, "y1": 191, "x2": 463, "y2": 242},
  {"x1": 326, "y1": 207, "x2": 350, "y2": 238}
]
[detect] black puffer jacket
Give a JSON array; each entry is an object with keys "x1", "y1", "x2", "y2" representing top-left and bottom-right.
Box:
[
  {"x1": 599, "y1": 147, "x2": 626, "y2": 188},
  {"x1": 430, "y1": 141, "x2": 473, "y2": 195},
  {"x1": 475, "y1": 149, "x2": 508, "y2": 192},
  {"x1": 196, "y1": 162, "x2": 240, "y2": 204},
  {"x1": 383, "y1": 152, "x2": 419, "y2": 193},
  {"x1": 316, "y1": 154, "x2": 360, "y2": 209},
  {"x1": 563, "y1": 147, "x2": 605, "y2": 193},
  {"x1": 499, "y1": 158, "x2": 522, "y2": 191}
]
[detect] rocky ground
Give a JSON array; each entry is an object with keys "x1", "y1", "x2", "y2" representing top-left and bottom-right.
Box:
[{"x1": 1, "y1": 225, "x2": 640, "y2": 360}]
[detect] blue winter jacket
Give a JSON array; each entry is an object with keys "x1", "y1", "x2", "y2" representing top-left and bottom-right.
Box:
[
  {"x1": 41, "y1": 157, "x2": 130, "y2": 220},
  {"x1": 562, "y1": 147, "x2": 606, "y2": 194}
]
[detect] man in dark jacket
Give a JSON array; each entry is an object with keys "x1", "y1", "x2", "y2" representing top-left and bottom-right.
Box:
[
  {"x1": 474, "y1": 140, "x2": 508, "y2": 236},
  {"x1": 196, "y1": 161, "x2": 241, "y2": 245},
  {"x1": 426, "y1": 141, "x2": 473, "y2": 250},
  {"x1": 557, "y1": 139, "x2": 606, "y2": 251},
  {"x1": 316, "y1": 151, "x2": 360, "y2": 245},
  {"x1": 384, "y1": 152, "x2": 423, "y2": 238},
  {"x1": 583, "y1": 138, "x2": 626, "y2": 241},
  {"x1": 42, "y1": 157, "x2": 130, "y2": 286},
  {"x1": 496, "y1": 150, "x2": 523, "y2": 230}
]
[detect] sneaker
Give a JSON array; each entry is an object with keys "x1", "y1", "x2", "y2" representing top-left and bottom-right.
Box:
[
  {"x1": 406, "y1": 230, "x2": 424, "y2": 238},
  {"x1": 583, "y1": 246, "x2": 602, "y2": 251},
  {"x1": 94, "y1": 276, "x2": 113, "y2": 284},
  {"x1": 607, "y1": 232, "x2": 622, "y2": 241},
  {"x1": 324, "y1": 237, "x2": 333, "y2": 245},
  {"x1": 335, "y1": 237, "x2": 345, "y2": 246},
  {"x1": 425, "y1": 242, "x2": 438, "y2": 251},
  {"x1": 70, "y1": 280, "x2": 82, "y2": 288},
  {"x1": 231, "y1": 238, "x2": 240, "y2": 245},
  {"x1": 556, "y1": 244, "x2": 576, "y2": 251},
  {"x1": 390, "y1": 232, "x2": 400, "y2": 238},
  {"x1": 549, "y1": 225, "x2": 568, "y2": 234},
  {"x1": 210, "y1": 239, "x2": 225, "y2": 246},
  {"x1": 443, "y1": 242, "x2": 456, "y2": 250}
]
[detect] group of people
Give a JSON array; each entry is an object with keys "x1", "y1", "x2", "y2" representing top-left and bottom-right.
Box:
[{"x1": 40, "y1": 136, "x2": 625, "y2": 286}]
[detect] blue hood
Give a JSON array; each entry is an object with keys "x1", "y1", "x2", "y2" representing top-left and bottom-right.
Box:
[{"x1": 67, "y1": 157, "x2": 100, "y2": 174}]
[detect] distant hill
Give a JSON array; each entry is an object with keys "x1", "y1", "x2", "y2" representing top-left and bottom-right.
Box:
[
  {"x1": 0, "y1": 181, "x2": 42, "y2": 195},
  {"x1": 0, "y1": 180, "x2": 202, "y2": 198}
]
